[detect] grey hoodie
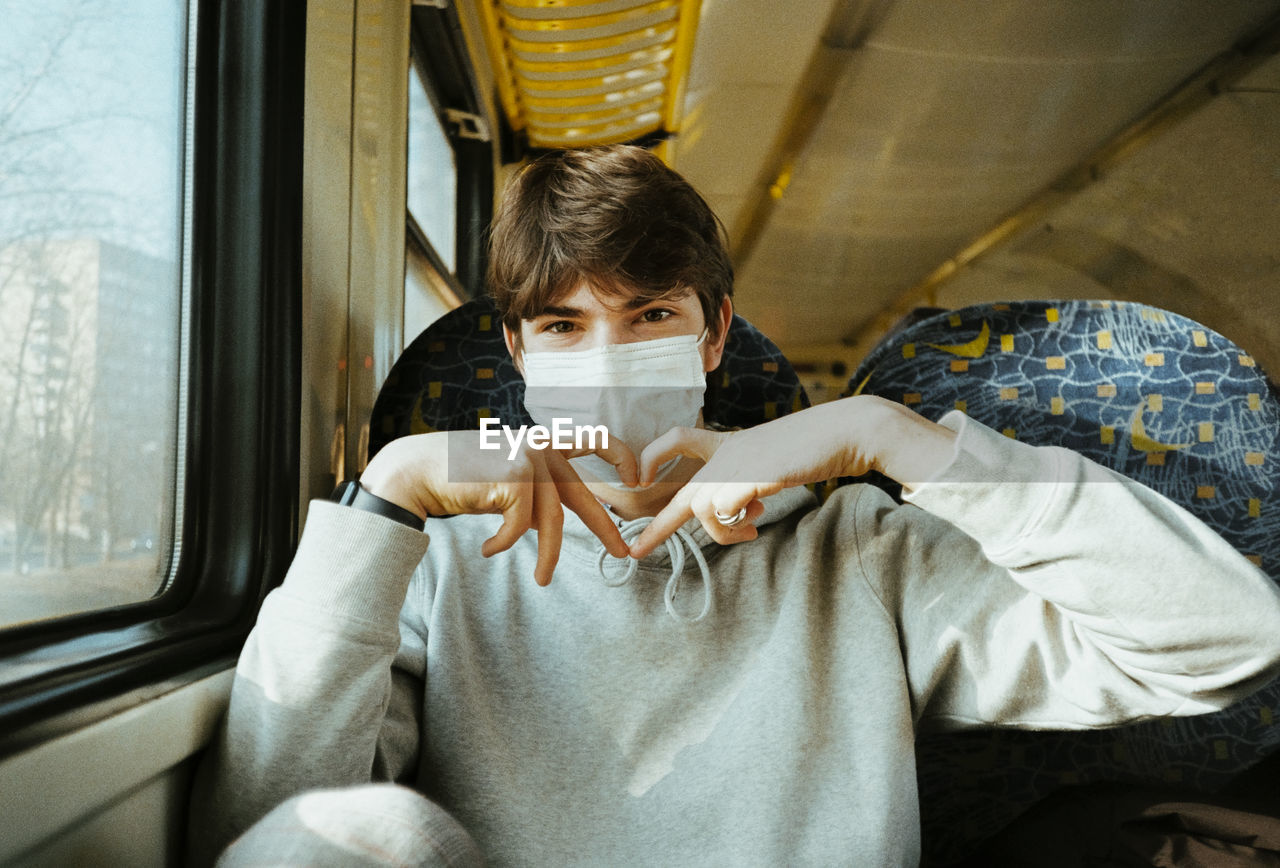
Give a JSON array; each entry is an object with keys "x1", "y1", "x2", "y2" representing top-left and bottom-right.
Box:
[{"x1": 191, "y1": 413, "x2": 1280, "y2": 866}]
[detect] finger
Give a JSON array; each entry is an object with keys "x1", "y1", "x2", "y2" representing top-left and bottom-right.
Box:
[
  {"x1": 559, "y1": 435, "x2": 639, "y2": 488},
  {"x1": 530, "y1": 454, "x2": 563, "y2": 587},
  {"x1": 544, "y1": 450, "x2": 629, "y2": 559},
  {"x1": 628, "y1": 483, "x2": 698, "y2": 559},
  {"x1": 481, "y1": 470, "x2": 534, "y2": 559},
  {"x1": 714, "y1": 497, "x2": 766, "y2": 529},
  {"x1": 707, "y1": 483, "x2": 774, "y2": 526},
  {"x1": 692, "y1": 490, "x2": 767, "y2": 546},
  {"x1": 638, "y1": 427, "x2": 725, "y2": 486}
]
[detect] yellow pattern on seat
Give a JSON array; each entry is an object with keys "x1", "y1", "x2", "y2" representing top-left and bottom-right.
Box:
[
  {"x1": 409, "y1": 395, "x2": 434, "y2": 435},
  {"x1": 927, "y1": 320, "x2": 990, "y2": 359},
  {"x1": 1130, "y1": 398, "x2": 1191, "y2": 452}
]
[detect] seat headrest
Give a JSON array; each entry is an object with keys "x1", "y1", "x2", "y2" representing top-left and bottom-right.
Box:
[
  {"x1": 369, "y1": 296, "x2": 808, "y2": 461},
  {"x1": 845, "y1": 299, "x2": 1280, "y2": 579}
]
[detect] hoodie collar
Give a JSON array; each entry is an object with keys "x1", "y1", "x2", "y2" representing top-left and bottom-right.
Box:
[{"x1": 563, "y1": 484, "x2": 817, "y2": 569}]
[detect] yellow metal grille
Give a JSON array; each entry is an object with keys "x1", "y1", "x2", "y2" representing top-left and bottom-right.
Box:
[{"x1": 477, "y1": 0, "x2": 702, "y2": 149}]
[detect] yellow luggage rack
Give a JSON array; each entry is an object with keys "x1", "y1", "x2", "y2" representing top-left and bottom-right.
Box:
[{"x1": 477, "y1": 0, "x2": 702, "y2": 149}]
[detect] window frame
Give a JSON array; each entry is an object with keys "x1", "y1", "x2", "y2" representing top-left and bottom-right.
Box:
[
  {"x1": 405, "y1": 50, "x2": 465, "y2": 300},
  {"x1": 409, "y1": 1, "x2": 493, "y2": 301},
  {"x1": 0, "y1": 0, "x2": 304, "y2": 751}
]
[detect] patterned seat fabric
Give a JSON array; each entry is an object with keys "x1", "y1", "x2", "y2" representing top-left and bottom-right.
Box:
[
  {"x1": 368, "y1": 295, "x2": 808, "y2": 460},
  {"x1": 845, "y1": 299, "x2": 1280, "y2": 865}
]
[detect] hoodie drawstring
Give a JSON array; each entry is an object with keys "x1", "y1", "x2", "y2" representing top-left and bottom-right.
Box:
[{"x1": 595, "y1": 517, "x2": 713, "y2": 623}]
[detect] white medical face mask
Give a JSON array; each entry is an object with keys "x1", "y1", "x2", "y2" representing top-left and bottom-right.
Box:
[{"x1": 521, "y1": 330, "x2": 709, "y2": 487}]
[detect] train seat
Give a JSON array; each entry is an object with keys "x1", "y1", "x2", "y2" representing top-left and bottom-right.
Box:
[
  {"x1": 845, "y1": 299, "x2": 1280, "y2": 864},
  {"x1": 368, "y1": 295, "x2": 809, "y2": 460}
]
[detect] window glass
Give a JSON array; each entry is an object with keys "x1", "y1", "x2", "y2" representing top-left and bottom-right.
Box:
[
  {"x1": 0, "y1": 2, "x2": 187, "y2": 627},
  {"x1": 407, "y1": 63, "x2": 457, "y2": 272},
  {"x1": 404, "y1": 241, "x2": 460, "y2": 348}
]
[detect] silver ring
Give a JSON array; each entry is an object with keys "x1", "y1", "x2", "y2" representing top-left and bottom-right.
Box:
[{"x1": 714, "y1": 506, "x2": 748, "y2": 527}]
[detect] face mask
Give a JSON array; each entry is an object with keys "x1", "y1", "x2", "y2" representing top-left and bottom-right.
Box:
[{"x1": 521, "y1": 330, "x2": 708, "y2": 488}]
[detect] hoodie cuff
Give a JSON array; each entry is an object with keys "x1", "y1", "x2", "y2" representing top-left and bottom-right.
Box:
[
  {"x1": 901, "y1": 411, "x2": 1069, "y2": 558},
  {"x1": 280, "y1": 500, "x2": 432, "y2": 624}
]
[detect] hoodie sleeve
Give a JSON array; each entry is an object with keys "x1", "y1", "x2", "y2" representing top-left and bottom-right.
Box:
[
  {"x1": 187, "y1": 501, "x2": 432, "y2": 864},
  {"x1": 856, "y1": 411, "x2": 1280, "y2": 731}
]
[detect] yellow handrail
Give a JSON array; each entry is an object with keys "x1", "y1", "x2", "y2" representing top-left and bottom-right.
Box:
[{"x1": 663, "y1": 0, "x2": 700, "y2": 132}]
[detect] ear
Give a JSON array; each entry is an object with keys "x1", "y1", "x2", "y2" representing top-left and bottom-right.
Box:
[
  {"x1": 702, "y1": 297, "x2": 734, "y2": 373},
  {"x1": 503, "y1": 323, "x2": 524, "y2": 375}
]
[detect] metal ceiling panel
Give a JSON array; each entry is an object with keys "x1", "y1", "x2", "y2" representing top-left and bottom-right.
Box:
[{"x1": 670, "y1": 0, "x2": 1280, "y2": 349}]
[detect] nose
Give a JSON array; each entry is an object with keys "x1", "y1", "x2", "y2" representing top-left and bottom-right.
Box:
[{"x1": 583, "y1": 319, "x2": 634, "y2": 349}]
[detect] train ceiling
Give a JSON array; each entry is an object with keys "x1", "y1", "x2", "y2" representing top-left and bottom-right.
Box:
[
  {"x1": 668, "y1": 0, "x2": 1280, "y2": 359},
  {"x1": 469, "y1": 0, "x2": 1280, "y2": 370}
]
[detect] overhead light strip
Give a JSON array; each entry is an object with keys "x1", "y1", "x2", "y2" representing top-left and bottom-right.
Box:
[{"x1": 477, "y1": 0, "x2": 702, "y2": 149}]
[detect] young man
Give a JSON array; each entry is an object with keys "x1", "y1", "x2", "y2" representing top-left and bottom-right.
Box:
[{"x1": 192, "y1": 146, "x2": 1280, "y2": 867}]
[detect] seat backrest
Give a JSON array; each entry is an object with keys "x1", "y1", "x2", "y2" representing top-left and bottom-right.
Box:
[
  {"x1": 845, "y1": 299, "x2": 1280, "y2": 864},
  {"x1": 369, "y1": 295, "x2": 808, "y2": 461}
]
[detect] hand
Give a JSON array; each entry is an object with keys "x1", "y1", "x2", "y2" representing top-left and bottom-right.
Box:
[
  {"x1": 628, "y1": 397, "x2": 957, "y2": 558},
  {"x1": 360, "y1": 430, "x2": 633, "y2": 587}
]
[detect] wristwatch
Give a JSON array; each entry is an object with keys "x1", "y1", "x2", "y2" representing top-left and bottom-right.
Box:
[{"x1": 330, "y1": 480, "x2": 426, "y2": 531}]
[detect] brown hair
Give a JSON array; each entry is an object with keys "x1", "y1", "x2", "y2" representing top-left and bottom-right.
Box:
[{"x1": 487, "y1": 145, "x2": 733, "y2": 341}]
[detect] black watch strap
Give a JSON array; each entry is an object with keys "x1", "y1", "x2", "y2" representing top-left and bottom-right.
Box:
[{"x1": 330, "y1": 480, "x2": 426, "y2": 532}]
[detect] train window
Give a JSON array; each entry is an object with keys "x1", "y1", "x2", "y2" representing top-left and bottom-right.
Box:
[
  {"x1": 0, "y1": 2, "x2": 187, "y2": 629},
  {"x1": 407, "y1": 58, "x2": 458, "y2": 275},
  {"x1": 0, "y1": 0, "x2": 302, "y2": 740},
  {"x1": 404, "y1": 53, "x2": 464, "y2": 347},
  {"x1": 405, "y1": 242, "x2": 461, "y2": 349},
  {"x1": 404, "y1": 0, "x2": 493, "y2": 339}
]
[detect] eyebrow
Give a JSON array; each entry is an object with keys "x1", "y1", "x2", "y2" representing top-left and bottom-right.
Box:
[
  {"x1": 535, "y1": 305, "x2": 582, "y2": 319},
  {"x1": 532, "y1": 297, "x2": 670, "y2": 320}
]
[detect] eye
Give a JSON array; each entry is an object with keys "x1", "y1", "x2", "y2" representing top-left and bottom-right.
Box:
[
  {"x1": 540, "y1": 320, "x2": 576, "y2": 334},
  {"x1": 639, "y1": 308, "x2": 673, "y2": 324}
]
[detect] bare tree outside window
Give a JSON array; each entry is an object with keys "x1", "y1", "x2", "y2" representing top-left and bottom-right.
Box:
[{"x1": 0, "y1": 1, "x2": 186, "y2": 626}]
